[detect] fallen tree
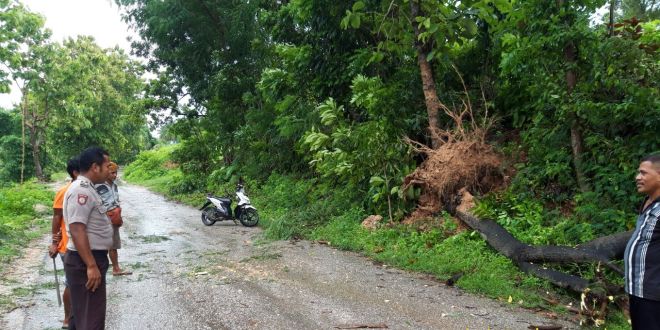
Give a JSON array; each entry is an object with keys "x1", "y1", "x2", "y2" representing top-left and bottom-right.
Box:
[
  {"x1": 405, "y1": 150, "x2": 632, "y2": 322},
  {"x1": 451, "y1": 206, "x2": 631, "y2": 292},
  {"x1": 401, "y1": 76, "x2": 632, "y2": 323}
]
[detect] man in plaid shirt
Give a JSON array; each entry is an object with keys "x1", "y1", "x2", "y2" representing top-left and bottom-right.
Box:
[{"x1": 624, "y1": 154, "x2": 660, "y2": 329}]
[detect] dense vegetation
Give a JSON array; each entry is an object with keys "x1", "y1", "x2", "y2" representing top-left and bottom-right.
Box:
[
  {"x1": 1, "y1": 0, "x2": 659, "y2": 326},
  {"x1": 0, "y1": 182, "x2": 53, "y2": 272},
  {"x1": 113, "y1": 0, "x2": 659, "y2": 240}
]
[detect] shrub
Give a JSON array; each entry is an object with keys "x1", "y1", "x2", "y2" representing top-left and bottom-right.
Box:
[
  {"x1": 0, "y1": 182, "x2": 53, "y2": 268},
  {"x1": 124, "y1": 144, "x2": 179, "y2": 183}
]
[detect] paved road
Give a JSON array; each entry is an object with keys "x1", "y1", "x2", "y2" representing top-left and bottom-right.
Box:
[{"x1": 1, "y1": 183, "x2": 574, "y2": 329}]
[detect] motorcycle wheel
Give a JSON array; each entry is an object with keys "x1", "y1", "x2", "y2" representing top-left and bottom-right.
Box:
[
  {"x1": 239, "y1": 208, "x2": 259, "y2": 227},
  {"x1": 201, "y1": 206, "x2": 217, "y2": 226}
]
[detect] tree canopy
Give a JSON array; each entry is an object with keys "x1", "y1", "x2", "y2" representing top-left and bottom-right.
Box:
[{"x1": 0, "y1": 0, "x2": 153, "y2": 182}]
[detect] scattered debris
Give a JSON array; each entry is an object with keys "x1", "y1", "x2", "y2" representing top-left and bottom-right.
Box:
[
  {"x1": 527, "y1": 324, "x2": 562, "y2": 330},
  {"x1": 445, "y1": 272, "x2": 464, "y2": 286},
  {"x1": 32, "y1": 204, "x2": 49, "y2": 215},
  {"x1": 361, "y1": 215, "x2": 384, "y2": 230},
  {"x1": 335, "y1": 324, "x2": 389, "y2": 329}
]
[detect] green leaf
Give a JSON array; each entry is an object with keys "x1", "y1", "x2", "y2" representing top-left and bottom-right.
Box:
[
  {"x1": 492, "y1": 0, "x2": 512, "y2": 13},
  {"x1": 427, "y1": 50, "x2": 436, "y2": 62},
  {"x1": 350, "y1": 14, "x2": 361, "y2": 29},
  {"x1": 459, "y1": 18, "x2": 478, "y2": 37},
  {"x1": 370, "y1": 176, "x2": 385, "y2": 186},
  {"x1": 423, "y1": 18, "x2": 431, "y2": 29},
  {"x1": 428, "y1": 23, "x2": 439, "y2": 34},
  {"x1": 340, "y1": 13, "x2": 351, "y2": 30},
  {"x1": 352, "y1": 1, "x2": 365, "y2": 11},
  {"x1": 372, "y1": 192, "x2": 382, "y2": 203}
]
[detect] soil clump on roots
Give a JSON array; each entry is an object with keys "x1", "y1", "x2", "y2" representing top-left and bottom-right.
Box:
[{"x1": 403, "y1": 139, "x2": 503, "y2": 225}]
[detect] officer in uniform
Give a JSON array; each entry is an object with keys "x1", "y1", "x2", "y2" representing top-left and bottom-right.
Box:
[{"x1": 63, "y1": 147, "x2": 113, "y2": 330}]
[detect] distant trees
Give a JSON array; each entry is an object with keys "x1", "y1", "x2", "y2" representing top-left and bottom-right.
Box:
[{"x1": 0, "y1": 1, "x2": 152, "y2": 182}]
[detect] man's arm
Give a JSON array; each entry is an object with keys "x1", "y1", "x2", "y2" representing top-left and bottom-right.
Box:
[
  {"x1": 69, "y1": 223, "x2": 102, "y2": 292},
  {"x1": 48, "y1": 208, "x2": 63, "y2": 257}
]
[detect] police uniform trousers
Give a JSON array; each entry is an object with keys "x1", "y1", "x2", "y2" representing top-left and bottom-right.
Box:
[{"x1": 64, "y1": 250, "x2": 109, "y2": 330}]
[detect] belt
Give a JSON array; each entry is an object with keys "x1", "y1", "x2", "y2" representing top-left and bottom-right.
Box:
[{"x1": 67, "y1": 249, "x2": 108, "y2": 256}]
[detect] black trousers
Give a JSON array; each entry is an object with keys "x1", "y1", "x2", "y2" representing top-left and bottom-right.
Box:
[
  {"x1": 64, "y1": 250, "x2": 109, "y2": 330},
  {"x1": 630, "y1": 294, "x2": 660, "y2": 330}
]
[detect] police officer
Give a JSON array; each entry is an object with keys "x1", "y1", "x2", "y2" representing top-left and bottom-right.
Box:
[{"x1": 63, "y1": 147, "x2": 113, "y2": 330}]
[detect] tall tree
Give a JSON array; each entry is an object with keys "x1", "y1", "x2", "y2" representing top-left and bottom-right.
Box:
[
  {"x1": 116, "y1": 0, "x2": 264, "y2": 174},
  {"x1": 343, "y1": 0, "x2": 505, "y2": 148},
  {"x1": 0, "y1": 1, "x2": 52, "y2": 181},
  {"x1": 621, "y1": 0, "x2": 660, "y2": 19},
  {"x1": 45, "y1": 37, "x2": 149, "y2": 165}
]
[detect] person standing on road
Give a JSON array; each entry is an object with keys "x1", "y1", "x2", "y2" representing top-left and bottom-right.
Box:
[
  {"x1": 63, "y1": 147, "x2": 113, "y2": 330},
  {"x1": 48, "y1": 156, "x2": 80, "y2": 329},
  {"x1": 95, "y1": 161, "x2": 131, "y2": 276},
  {"x1": 624, "y1": 154, "x2": 660, "y2": 329}
]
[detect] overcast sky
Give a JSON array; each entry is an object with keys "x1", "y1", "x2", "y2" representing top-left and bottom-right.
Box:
[{"x1": 0, "y1": 0, "x2": 136, "y2": 108}]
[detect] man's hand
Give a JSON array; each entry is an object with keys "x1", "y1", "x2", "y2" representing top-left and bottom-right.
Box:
[
  {"x1": 107, "y1": 208, "x2": 123, "y2": 227},
  {"x1": 48, "y1": 231, "x2": 62, "y2": 258},
  {"x1": 70, "y1": 223, "x2": 103, "y2": 292},
  {"x1": 48, "y1": 243, "x2": 59, "y2": 258},
  {"x1": 86, "y1": 265, "x2": 102, "y2": 292}
]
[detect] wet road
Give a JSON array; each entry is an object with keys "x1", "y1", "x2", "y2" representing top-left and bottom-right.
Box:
[{"x1": 1, "y1": 183, "x2": 574, "y2": 329}]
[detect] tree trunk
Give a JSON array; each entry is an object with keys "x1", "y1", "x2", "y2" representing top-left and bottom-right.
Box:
[
  {"x1": 410, "y1": 0, "x2": 442, "y2": 149},
  {"x1": 570, "y1": 117, "x2": 589, "y2": 193},
  {"x1": 609, "y1": 0, "x2": 616, "y2": 37},
  {"x1": 560, "y1": 0, "x2": 590, "y2": 193},
  {"x1": 20, "y1": 88, "x2": 27, "y2": 184},
  {"x1": 34, "y1": 96, "x2": 50, "y2": 182},
  {"x1": 30, "y1": 128, "x2": 44, "y2": 181},
  {"x1": 451, "y1": 209, "x2": 631, "y2": 295}
]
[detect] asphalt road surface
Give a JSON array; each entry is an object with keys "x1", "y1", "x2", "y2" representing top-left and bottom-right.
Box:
[{"x1": 1, "y1": 183, "x2": 574, "y2": 329}]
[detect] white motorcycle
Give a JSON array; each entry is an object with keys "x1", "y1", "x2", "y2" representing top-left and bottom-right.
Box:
[{"x1": 199, "y1": 183, "x2": 259, "y2": 227}]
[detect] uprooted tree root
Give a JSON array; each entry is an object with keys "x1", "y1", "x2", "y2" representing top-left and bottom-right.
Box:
[
  {"x1": 402, "y1": 65, "x2": 502, "y2": 225},
  {"x1": 402, "y1": 139, "x2": 503, "y2": 224}
]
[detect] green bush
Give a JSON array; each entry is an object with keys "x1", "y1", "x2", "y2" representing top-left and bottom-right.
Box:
[
  {"x1": 124, "y1": 144, "x2": 179, "y2": 183},
  {"x1": 0, "y1": 182, "x2": 53, "y2": 269},
  {"x1": 0, "y1": 135, "x2": 35, "y2": 184},
  {"x1": 253, "y1": 173, "x2": 362, "y2": 240}
]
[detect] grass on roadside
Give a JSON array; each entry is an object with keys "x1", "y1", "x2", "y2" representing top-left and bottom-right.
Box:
[
  {"x1": 310, "y1": 210, "x2": 553, "y2": 307},
  {"x1": 0, "y1": 182, "x2": 54, "y2": 274}
]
